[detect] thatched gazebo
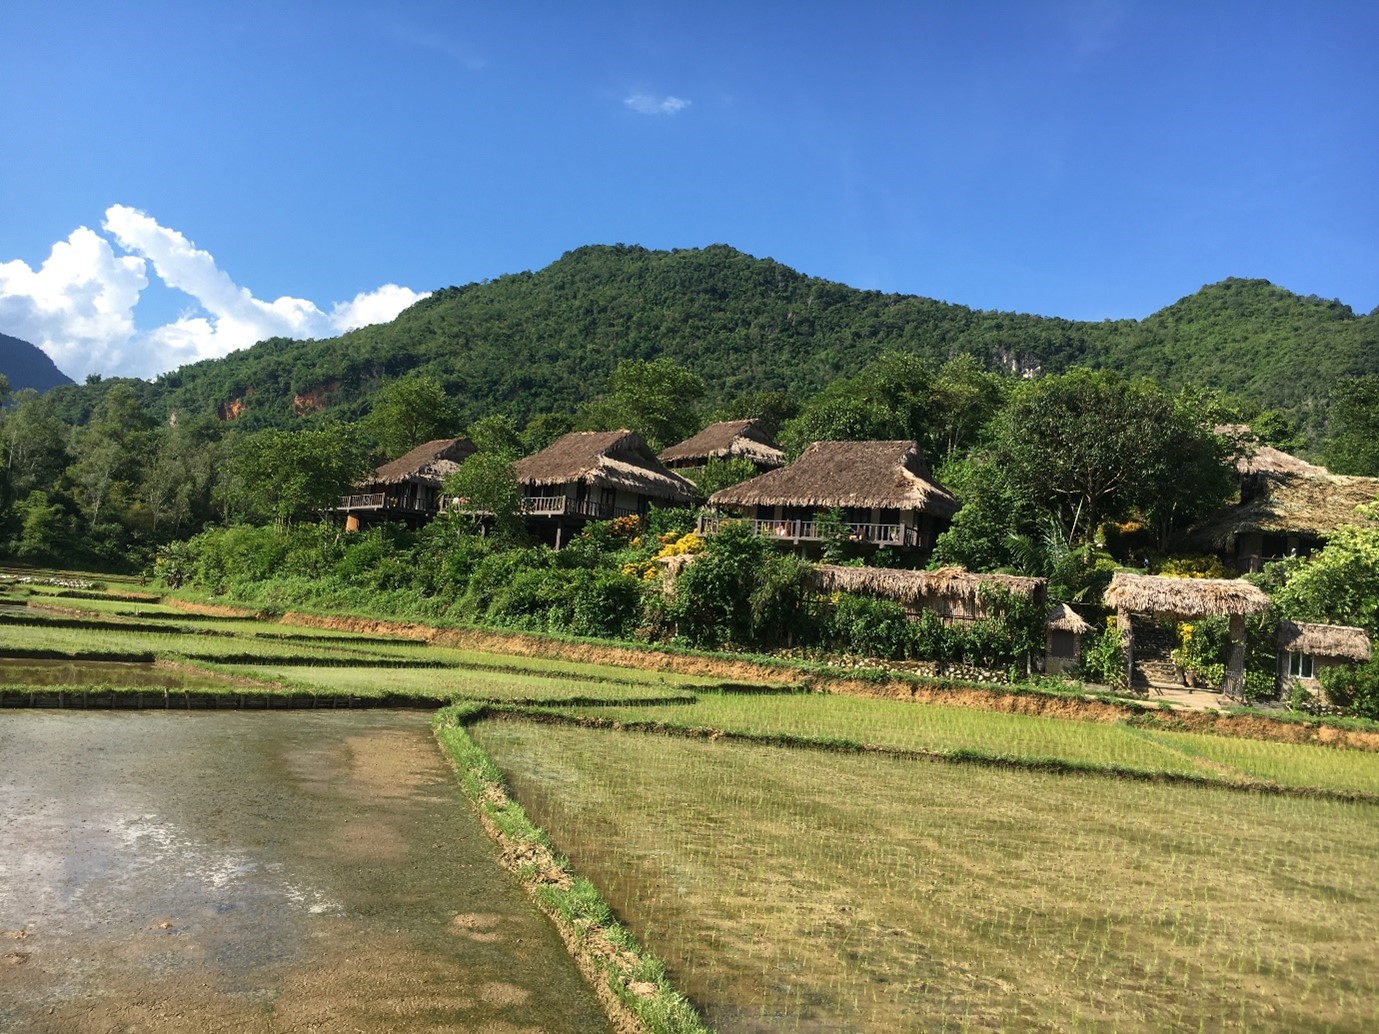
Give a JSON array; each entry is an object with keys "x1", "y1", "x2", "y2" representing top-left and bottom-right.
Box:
[
  {"x1": 1045, "y1": 603, "x2": 1093, "y2": 676},
  {"x1": 514, "y1": 430, "x2": 697, "y2": 547},
  {"x1": 804, "y1": 564, "x2": 1045, "y2": 623},
  {"x1": 658, "y1": 418, "x2": 786, "y2": 472},
  {"x1": 703, "y1": 440, "x2": 960, "y2": 553},
  {"x1": 1276, "y1": 621, "x2": 1372, "y2": 698},
  {"x1": 1104, "y1": 573, "x2": 1271, "y2": 697},
  {"x1": 338, "y1": 437, "x2": 476, "y2": 528}
]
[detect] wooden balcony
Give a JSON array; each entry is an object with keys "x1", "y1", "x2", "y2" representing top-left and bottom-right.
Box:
[
  {"x1": 520, "y1": 496, "x2": 639, "y2": 520},
  {"x1": 697, "y1": 515, "x2": 919, "y2": 547},
  {"x1": 338, "y1": 492, "x2": 386, "y2": 510},
  {"x1": 337, "y1": 492, "x2": 437, "y2": 515}
]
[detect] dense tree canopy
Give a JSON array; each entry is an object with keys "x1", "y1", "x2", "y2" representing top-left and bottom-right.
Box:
[
  {"x1": 1323, "y1": 375, "x2": 1379, "y2": 476},
  {"x1": 576, "y1": 358, "x2": 706, "y2": 451},
  {"x1": 987, "y1": 370, "x2": 1234, "y2": 545},
  {"x1": 365, "y1": 375, "x2": 457, "y2": 456}
]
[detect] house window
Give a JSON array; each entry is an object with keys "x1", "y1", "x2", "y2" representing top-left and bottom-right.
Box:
[{"x1": 1288, "y1": 652, "x2": 1314, "y2": 679}]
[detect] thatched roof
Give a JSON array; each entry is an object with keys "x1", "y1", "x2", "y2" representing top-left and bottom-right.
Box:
[
  {"x1": 1277, "y1": 621, "x2": 1371, "y2": 661},
  {"x1": 1189, "y1": 470, "x2": 1379, "y2": 547},
  {"x1": 1105, "y1": 572, "x2": 1270, "y2": 619},
  {"x1": 514, "y1": 430, "x2": 697, "y2": 503},
  {"x1": 1046, "y1": 603, "x2": 1093, "y2": 634},
  {"x1": 708, "y1": 440, "x2": 960, "y2": 516},
  {"x1": 659, "y1": 419, "x2": 786, "y2": 468},
  {"x1": 1214, "y1": 425, "x2": 1328, "y2": 477},
  {"x1": 806, "y1": 564, "x2": 1045, "y2": 603},
  {"x1": 369, "y1": 438, "x2": 476, "y2": 487}
]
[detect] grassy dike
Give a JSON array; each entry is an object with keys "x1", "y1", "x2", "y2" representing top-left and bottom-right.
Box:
[{"x1": 432, "y1": 703, "x2": 712, "y2": 1034}]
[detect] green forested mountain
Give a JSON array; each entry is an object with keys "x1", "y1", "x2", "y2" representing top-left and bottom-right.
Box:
[{"x1": 39, "y1": 245, "x2": 1379, "y2": 437}]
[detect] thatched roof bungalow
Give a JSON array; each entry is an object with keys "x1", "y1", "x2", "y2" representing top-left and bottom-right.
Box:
[
  {"x1": 1196, "y1": 428, "x2": 1378, "y2": 571},
  {"x1": 514, "y1": 430, "x2": 696, "y2": 546},
  {"x1": 1276, "y1": 620, "x2": 1372, "y2": 700},
  {"x1": 1277, "y1": 620, "x2": 1371, "y2": 663},
  {"x1": 338, "y1": 437, "x2": 476, "y2": 527},
  {"x1": 658, "y1": 419, "x2": 786, "y2": 472},
  {"x1": 1189, "y1": 471, "x2": 1379, "y2": 572},
  {"x1": 702, "y1": 440, "x2": 960, "y2": 553}
]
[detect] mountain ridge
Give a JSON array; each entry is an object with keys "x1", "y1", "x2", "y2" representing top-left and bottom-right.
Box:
[{"x1": 32, "y1": 246, "x2": 1378, "y2": 437}]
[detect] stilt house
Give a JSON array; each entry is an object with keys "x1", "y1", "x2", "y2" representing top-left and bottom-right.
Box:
[
  {"x1": 514, "y1": 430, "x2": 697, "y2": 547},
  {"x1": 701, "y1": 440, "x2": 960, "y2": 554},
  {"x1": 1192, "y1": 429, "x2": 1379, "y2": 572},
  {"x1": 338, "y1": 437, "x2": 476, "y2": 528},
  {"x1": 658, "y1": 419, "x2": 786, "y2": 473}
]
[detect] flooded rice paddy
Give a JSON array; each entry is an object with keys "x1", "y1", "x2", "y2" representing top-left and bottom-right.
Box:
[{"x1": 0, "y1": 710, "x2": 612, "y2": 1033}]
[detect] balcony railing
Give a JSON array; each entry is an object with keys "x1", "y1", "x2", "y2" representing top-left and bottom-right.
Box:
[
  {"x1": 338, "y1": 492, "x2": 442, "y2": 514},
  {"x1": 697, "y1": 515, "x2": 918, "y2": 547},
  {"x1": 520, "y1": 496, "x2": 638, "y2": 520},
  {"x1": 338, "y1": 492, "x2": 386, "y2": 510}
]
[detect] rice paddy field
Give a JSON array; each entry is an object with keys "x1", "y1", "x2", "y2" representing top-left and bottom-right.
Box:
[
  {"x1": 5, "y1": 568, "x2": 1379, "y2": 1031},
  {"x1": 474, "y1": 720, "x2": 1379, "y2": 1033}
]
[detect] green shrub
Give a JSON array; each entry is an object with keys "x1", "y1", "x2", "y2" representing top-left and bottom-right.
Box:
[
  {"x1": 1081, "y1": 619, "x2": 1126, "y2": 687},
  {"x1": 1318, "y1": 657, "x2": 1379, "y2": 719},
  {"x1": 569, "y1": 569, "x2": 644, "y2": 640},
  {"x1": 826, "y1": 593, "x2": 912, "y2": 659}
]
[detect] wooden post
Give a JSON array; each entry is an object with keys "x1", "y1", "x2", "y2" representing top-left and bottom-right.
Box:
[
  {"x1": 1117, "y1": 610, "x2": 1134, "y2": 691},
  {"x1": 1223, "y1": 613, "x2": 1247, "y2": 699}
]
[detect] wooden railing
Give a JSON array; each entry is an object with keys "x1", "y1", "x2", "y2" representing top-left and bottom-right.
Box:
[
  {"x1": 338, "y1": 492, "x2": 386, "y2": 510},
  {"x1": 697, "y1": 516, "x2": 916, "y2": 546},
  {"x1": 521, "y1": 496, "x2": 638, "y2": 520}
]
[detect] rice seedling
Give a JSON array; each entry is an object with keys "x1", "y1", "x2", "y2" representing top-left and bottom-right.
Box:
[
  {"x1": 1134, "y1": 728, "x2": 1379, "y2": 797},
  {"x1": 472, "y1": 718, "x2": 1379, "y2": 1033}
]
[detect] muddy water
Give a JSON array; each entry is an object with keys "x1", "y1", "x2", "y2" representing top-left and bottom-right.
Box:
[{"x1": 0, "y1": 711, "x2": 611, "y2": 1033}]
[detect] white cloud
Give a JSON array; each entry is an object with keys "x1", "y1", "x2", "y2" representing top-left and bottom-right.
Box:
[
  {"x1": 0, "y1": 226, "x2": 147, "y2": 380},
  {"x1": 0, "y1": 206, "x2": 428, "y2": 381},
  {"x1": 329, "y1": 284, "x2": 427, "y2": 332},
  {"x1": 624, "y1": 93, "x2": 691, "y2": 116}
]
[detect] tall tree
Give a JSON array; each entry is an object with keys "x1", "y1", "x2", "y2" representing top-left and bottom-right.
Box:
[
  {"x1": 576, "y1": 359, "x2": 705, "y2": 451},
  {"x1": 229, "y1": 425, "x2": 372, "y2": 530},
  {"x1": 366, "y1": 376, "x2": 457, "y2": 457},
  {"x1": 987, "y1": 370, "x2": 1233, "y2": 545}
]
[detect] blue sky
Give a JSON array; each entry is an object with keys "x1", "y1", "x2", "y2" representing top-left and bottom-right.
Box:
[{"x1": 2, "y1": 1, "x2": 1375, "y2": 380}]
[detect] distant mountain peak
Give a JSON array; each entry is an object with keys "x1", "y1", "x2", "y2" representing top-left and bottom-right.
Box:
[{"x1": 0, "y1": 332, "x2": 75, "y2": 393}]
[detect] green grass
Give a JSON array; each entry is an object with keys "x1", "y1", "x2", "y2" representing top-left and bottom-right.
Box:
[
  {"x1": 434, "y1": 707, "x2": 710, "y2": 1034},
  {"x1": 474, "y1": 718, "x2": 1379, "y2": 1034}
]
